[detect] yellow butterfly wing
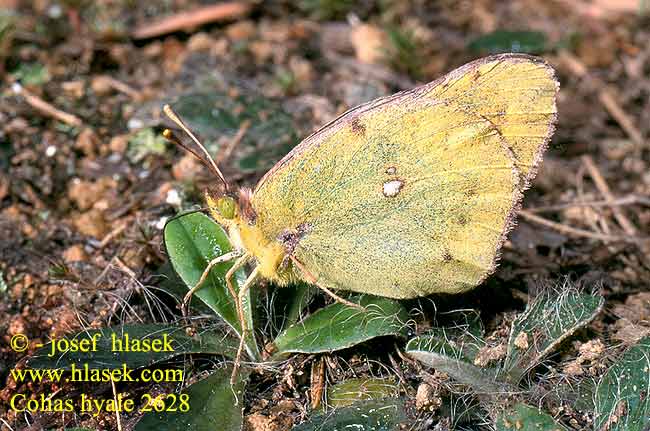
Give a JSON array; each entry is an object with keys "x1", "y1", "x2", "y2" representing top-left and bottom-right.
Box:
[{"x1": 251, "y1": 54, "x2": 558, "y2": 299}]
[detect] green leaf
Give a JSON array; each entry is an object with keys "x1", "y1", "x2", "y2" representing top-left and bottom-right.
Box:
[
  {"x1": 326, "y1": 377, "x2": 400, "y2": 408},
  {"x1": 501, "y1": 283, "x2": 603, "y2": 382},
  {"x1": 594, "y1": 337, "x2": 650, "y2": 431},
  {"x1": 468, "y1": 30, "x2": 548, "y2": 54},
  {"x1": 127, "y1": 128, "x2": 168, "y2": 162},
  {"x1": 135, "y1": 366, "x2": 246, "y2": 431},
  {"x1": 272, "y1": 296, "x2": 408, "y2": 355},
  {"x1": 268, "y1": 282, "x2": 317, "y2": 336},
  {"x1": 496, "y1": 403, "x2": 567, "y2": 431},
  {"x1": 293, "y1": 398, "x2": 406, "y2": 431},
  {"x1": 406, "y1": 333, "x2": 503, "y2": 393},
  {"x1": 11, "y1": 62, "x2": 50, "y2": 86},
  {"x1": 27, "y1": 324, "x2": 237, "y2": 370},
  {"x1": 164, "y1": 212, "x2": 259, "y2": 360}
]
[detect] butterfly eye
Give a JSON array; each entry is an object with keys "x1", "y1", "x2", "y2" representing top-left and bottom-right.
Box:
[{"x1": 217, "y1": 196, "x2": 237, "y2": 219}]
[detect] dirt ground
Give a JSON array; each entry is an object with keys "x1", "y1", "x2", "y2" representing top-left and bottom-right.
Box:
[{"x1": 1, "y1": 1, "x2": 650, "y2": 430}]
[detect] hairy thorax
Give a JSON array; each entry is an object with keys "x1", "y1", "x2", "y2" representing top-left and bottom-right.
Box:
[{"x1": 206, "y1": 191, "x2": 298, "y2": 286}]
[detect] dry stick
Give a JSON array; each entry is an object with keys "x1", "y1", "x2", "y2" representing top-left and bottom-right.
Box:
[
  {"x1": 557, "y1": 50, "x2": 645, "y2": 149},
  {"x1": 598, "y1": 90, "x2": 644, "y2": 148},
  {"x1": 132, "y1": 2, "x2": 252, "y2": 39},
  {"x1": 114, "y1": 256, "x2": 137, "y2": 279},
  {"x1": 215, "y1": 119, "x2": 251, "y2": 166},
  {"x1": 527, "y1": 195, "x2": 650, "y2": 213},
  {"x1": 13, "y1": 84, "x2": 83, "y2": 127},
  {"x1": 110, "y1": 377, "x2": 123, "y2": 431},
  {"x1": 310, "y1": 357, "x2": 325, "y2": 410},
  {"x1": 97, "y1": 75, "x2": 141, "y2": 100},
  {"x1": 518, "y1": 210, "x2": 638, "y2": 244},
  {"x1": 581, "y1": 155, "x2": 639, "y2": 236},
  {"x1": 97, "y1": 221, "x2": 128, "y2": 251}
]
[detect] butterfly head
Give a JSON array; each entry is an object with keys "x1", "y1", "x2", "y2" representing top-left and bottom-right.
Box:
[
  {"x1": 206, "y1": 187, "x2": 256, "y2": 227},
  {"x1": 215, "y1": 195, "x2": 236, "y2": 220}
]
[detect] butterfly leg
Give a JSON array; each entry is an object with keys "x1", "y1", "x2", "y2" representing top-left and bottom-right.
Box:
[
  {"x1": 182, "y1": 250, "x2": 242, "y2": 317},
  {"x1": 289, "y1": 255, "x2": 365, "y2": 311},
  {"x1": 231, "y1": 265, "x2": 260, "y2": 385}
]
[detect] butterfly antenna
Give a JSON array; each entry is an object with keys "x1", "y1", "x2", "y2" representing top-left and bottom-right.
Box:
[{"x1": 162, "y1": 104, "x2": 229, "y2": 191}]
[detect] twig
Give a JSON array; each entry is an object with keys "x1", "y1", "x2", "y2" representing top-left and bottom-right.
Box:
[
  {"x1": 12, "y1": 83, "x2": 83, "y2": 127},
  {"x1": 310, "y1": 356, "x2": 325, "y2": 410},
  {"x1": 598, "y1": 90, "x2": 644, "y2": 148},
  {"x1": 581, "y1": 155, "x2": 638, "y2": 236},
  {"x1": 323, "y1": 51, "x2": 416, "y2": 89},
  {"x1": 526, "y1": 195, "x2": 650, "y2": 213},
  {"x1": 114, "y1": 256, "x2": 137, "y2": 279},
  {"x1": 215, "y1": 119, "x2": 251, "y2": 165},
  {"x1": 96, "y1": 75, "x2": 141, "y2": 100},
  {"x1": 518, "y1": 210, "x2": 641, "y2": 244},
  {"x1": 110, "y1": 377, "x2": 123, "y2": 431},
  {"x1": 96, "y1": 222, "x2": 128, "y2": 252},
  {"x1": 557, "y1": 50, "x2": 645, "y2": 148},
  {"x1": 132, "y1": 2, "x2": 252, "y2": 39}
]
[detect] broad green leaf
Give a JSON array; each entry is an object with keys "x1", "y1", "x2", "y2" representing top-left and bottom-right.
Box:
[
  {"x1": 268, "y1": 282, "x2": 317, "y2": 336},
  {"x1": 594, "y1": 337, "x2": 650, "y2": 431},
  {"x1": 27, "y1": 324, "x2": 237, "y2": 369},
  {"x1": 468, "y1": 30, "x2": 547, "y2": 54},
  {"x1": 135, "y1": 366, "x2": 246, "y2": 431},
  {"x1": 164, "y1": 212, "x2": 259, "y2": 360},
  {"x1": 272, "y1": 296, "x2": 408, "y2": 355},
  {"x1": 406, "y1": 333, "x2": 503, "y2": 393},
  {"x1": 327, "y1": 377, "x2": 400, "y2": 408},
  {"x1": 282, "y1": 283, "x2": 317, "y2": 328},
  {"x1": 293, "y1": 398, "x2": 406, "y2": 431},
  {"x1": 501, "y1": 283, "x2": 603, "y2": 382},
  {"x1": 496, "y1": 403, "x2": 567, "y2": 431}
]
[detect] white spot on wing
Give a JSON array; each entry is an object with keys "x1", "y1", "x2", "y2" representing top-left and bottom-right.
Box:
[{"x1": 383, "y1": 180, "x2": 403, "y2": 197}]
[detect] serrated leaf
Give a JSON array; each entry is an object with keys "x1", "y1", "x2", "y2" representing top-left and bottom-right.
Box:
[
  {"x1": 594, "y1": 337, "x2": 650, "y2": 431},
  {"x1": 496, "y1": 403, "x2": 567, "y2": 431},
  {"x1": 293, "y1": 398, "x2": 406, "y2": 431},
  {"x1": 135, "y1": 366, "x2": 246, "y2": 431},
  {"x1": 272, "y1": 296, "x2": 408, "y2": 355},
  {"x1": 468, "y1": 30, "x2": 547, "y2": 54},
  {"x1": 406, "y1": 334, "x2": 503, "y2": 393},
  {"x1": 164, "y1": 212, "x2": 259, "y2": 360},
  {"x1": 502, "y1": 283, "x2": 603, "y2": 382},
  {"x1": 327, "y1": 377, "x2": 400, "y2": 408},
  {"x1": 27, "y1": 324, "x2": 237, "y2": 369}
]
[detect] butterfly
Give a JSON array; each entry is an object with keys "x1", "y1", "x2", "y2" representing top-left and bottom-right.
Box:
[{"x1": 163, "y1": 53, "x2": 559, "y2": 380}]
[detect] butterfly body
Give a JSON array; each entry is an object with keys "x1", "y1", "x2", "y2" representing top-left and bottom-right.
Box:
[{"x1": 203, "y1": 53, "x2": 558, "y2": 299}]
